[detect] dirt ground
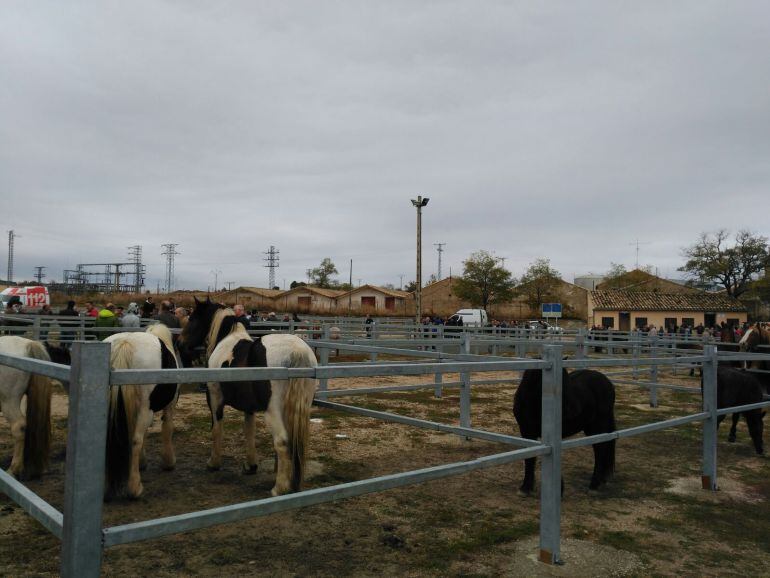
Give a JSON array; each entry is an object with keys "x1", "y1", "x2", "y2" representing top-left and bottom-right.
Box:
[{"x1": 1, "y1": 361, "x2": 769, "y2": 577}]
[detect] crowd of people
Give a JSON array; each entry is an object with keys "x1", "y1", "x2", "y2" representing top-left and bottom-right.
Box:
[{"x1": 589, "y1": 320, "x2": 751, "y2": 340}]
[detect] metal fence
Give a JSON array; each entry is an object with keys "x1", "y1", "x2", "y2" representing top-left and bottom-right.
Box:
[{"x1": 0, "y1": 330, "x2": 769, "y2": 575}]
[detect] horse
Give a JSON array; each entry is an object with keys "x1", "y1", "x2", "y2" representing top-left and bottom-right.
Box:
[
  {"x1": 103, "y1": 323, "x2": 179, "y2": 499},
  {"x1": 178, "y1": 297, "x2": 317, "y2": 496},
  {"x1": 513, "y1": 367, "x2": 616, "y2": 495},
  {"x1": 739, "y1": 323, "x2": 770, "y2": 392},
  {"x1": 0, "y1": 336, "x2": 70, "y2": 479},
  {"x1": 705, "y1": 367, "x2": 765, "y2": 454}
]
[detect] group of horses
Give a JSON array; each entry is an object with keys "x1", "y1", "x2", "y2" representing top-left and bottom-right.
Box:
[
  {"x1": 0, "y1": 297, "x2": 317, "y2": 499},
  {"x1": 0, "y1": 308, "x2": 768, "y2": 500}
]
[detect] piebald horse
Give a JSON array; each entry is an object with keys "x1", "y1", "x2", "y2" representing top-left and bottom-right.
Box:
[
  {"x1": 0, "y1": 336, "x2": 70, "y2": 479},
  {"x1": 739, "y1": 323, "x2": 770, "y2": 390},
  {"x1": 104, "y1": 323, "x2": 179, "y2": 499},
  {"x1": 178, "y1": 298, "x2": 317, "y2": 496}
]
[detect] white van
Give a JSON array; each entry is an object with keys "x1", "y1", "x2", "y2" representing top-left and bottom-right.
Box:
[
  {"x1": 449, "y1": 308, "x2": 489, "y2": 327},
  {"x1": 0, "y1": 286, "x2": 51, "y2": 310}
]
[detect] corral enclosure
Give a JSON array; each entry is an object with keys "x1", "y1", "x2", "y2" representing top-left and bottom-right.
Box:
[{"x1": 1, "y1": 327, "x2": 770, "y2": 576}]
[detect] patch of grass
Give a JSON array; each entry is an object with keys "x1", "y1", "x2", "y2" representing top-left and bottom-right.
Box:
[{"x1": 599, "y1": 530, "x2": 643, "y2": 550}]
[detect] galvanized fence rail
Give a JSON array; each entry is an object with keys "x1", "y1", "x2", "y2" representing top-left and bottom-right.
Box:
[{"x1": 0, "y1": 336, "x2": 769, "y2": 575}]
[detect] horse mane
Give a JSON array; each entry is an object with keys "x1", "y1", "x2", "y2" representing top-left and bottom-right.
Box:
[
  {"x1": 146, "y1": 323, "x2": 175, "y2": 355},
  {"x1": 206, "y1": 308, "x2": 248, "y2": 358}
]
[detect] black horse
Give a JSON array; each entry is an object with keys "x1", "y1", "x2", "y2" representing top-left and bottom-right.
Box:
[
  {"x1": 513, "y1": 368, "x2": 616, "y2": 495},
  {"x1": 705, "y1": 367, "x2": 765, "y2": 455}
]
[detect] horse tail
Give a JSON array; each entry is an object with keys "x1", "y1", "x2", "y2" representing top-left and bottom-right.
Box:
[
  {"x1": 106, "y1": 339, "x2": 139, "y2": 497},
  {"x1": 283, "y1": 344, "x2": 317, "y2": 492},
  {"x1": 23, "y1": 341, "x2": 53, "y2": 479}
]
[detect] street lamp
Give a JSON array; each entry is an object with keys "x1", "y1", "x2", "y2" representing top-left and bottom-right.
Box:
[{"x1": 411, "y1": 195, "x2": 429, "y2": 325}]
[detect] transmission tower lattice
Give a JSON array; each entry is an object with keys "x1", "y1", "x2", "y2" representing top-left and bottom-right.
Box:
[
  {"x1": 434, "y1": 242, "x2": 445, "y2": 280},
  {"x1": 7, "y1": 230, "x2": 16, "y2": 283},
  {"x1": 34, "y1": 266, "x2": 46, "y2": 284},
  {"x1": 128, "y1": 245, "x2": 145, "y2": 293},
  {"x1": 161, "y1": 244, "x2": 180, "y2": 293},
  {"x1": 264, "y1": 245, "x2": 279, "y2": 289}
]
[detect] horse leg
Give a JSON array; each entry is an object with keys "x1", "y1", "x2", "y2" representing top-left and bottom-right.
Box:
[
  {"x1": 264, "y1": 395, "x2": 292, "y2": 496},
  {"x1": 206, "y1": 383, "x2": 225, "y2": 471},
  {"x1": 3, "y1": 401, "x2": 25, "y2": 478},
  {"x1": 746, "y1": 410, "x2": 764, "y2": 455},
  {"x1": 728, "y1": 413, "x2": 739, "y2": 443},
  {"x1": 127, "y1": 405, "x2": 154, "y2": 499},
  {"x1": 519, "y1": 456, "x2": 537, "y2": 496},
  {"x1": 242, "y1": 411, "x2": 258, "y2": 475},
  {"x1": 160, "y1": 403, "x2": 176, "y2": 471}
]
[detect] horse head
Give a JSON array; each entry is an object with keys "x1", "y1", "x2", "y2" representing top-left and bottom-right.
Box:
[
  {"x1": 178, "y1": 297, "x2": 223, "y2": 365},
  {"x1": 739, "y1": 325, "x2": 761, "y2": 353}
]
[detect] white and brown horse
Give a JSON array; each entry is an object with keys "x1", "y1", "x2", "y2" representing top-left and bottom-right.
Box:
[
  {"x1": 739, "y1": 323, "x2": 770, "y2": 391},
  {"x1": 0, "y1": 336, "x2": 70, "y2": 479},
  {"x1": 104, "y1": 323, "x2": 179, "y2": 499},
  {"x1": 178, "y1": 298, "x2": 317, "y2": 496}
]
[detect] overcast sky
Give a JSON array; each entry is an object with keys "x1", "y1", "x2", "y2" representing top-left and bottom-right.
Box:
[{"x1": 1, "y1": 2, "x2": 769, "y2": 292}]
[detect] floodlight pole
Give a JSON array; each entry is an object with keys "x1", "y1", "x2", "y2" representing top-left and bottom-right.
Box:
[{"x1": 411, "y1": 195, "x2": 429, "y2": 325}]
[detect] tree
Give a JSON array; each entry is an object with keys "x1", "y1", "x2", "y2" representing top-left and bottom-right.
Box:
[
  {"x1": 679, "y1": 230, "x2": 769, "y2": 297},
  {"x1": 517, "y1": 258, "x2": 562, "y2": 312},
  {"x1": 605, "y1": 262, "x2": 627, "y2": 280},
  {"x1": 289, "y1": 281, "x2": 307, "y2": 289},
  {"x1": 453, "y1": 250, "x2": 515, "y2": 311},
  {"x1": 404, "y1": 280, "x2": 418, "y2": 293},
  {"x1": 306, "y1": 258, "x2": 339, "y2": 288}
]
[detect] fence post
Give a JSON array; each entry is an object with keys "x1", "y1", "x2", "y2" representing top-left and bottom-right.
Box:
[
  {"x1": 434, "y1": 327, "x2": 443, "y2": 398},
  {"x1": 78, "y1": 317, "x2": 85, "y2": 341},
  {"x1": 701, "y1": 344, "x2": 718, "y2": 491},
  {"x1": 370, "y1": 323, "x2": 378, "y2": 363},
  {"x1": 575, "y1": 328, "x2": 585, "y2": 360},
  {"x1": 632, "y1": 331, "x2": 640, "y2": 380},
  {"x1": 460, "y1": 333, "x2": 471, "y2": 429},
  {"x1": 318, "y1": 327, "x2": 330, "y2": 392},
  {"x1": 61, "y1": 341, "x2": 111, "y2": 578},
  {"x1": 649, "y1": 333, "x2": 659, "y2": 407},
  {"x1": 31, "y1": 316, "x2": 41, "y2": 341},
  {"x1": 539, "y1": 345, "x2": 563, "y2": 565}
]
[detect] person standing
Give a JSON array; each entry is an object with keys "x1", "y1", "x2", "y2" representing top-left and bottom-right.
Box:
[
  {"x1": 156, "y1": 300, "x2": 180, "y2": 329},
  {"x1": 121, "y1": 302, "x2": 141, "y2": 328},
  {"x1": 94, "y1": 303, "x2": 120, "y2": 339},
  {"x1": 142, "y1": 296, "x2": 155, "y2": 319},
  {"x1": 84, "y1": 301, "x2": 99, "y2": 318},
  {"x1": 233, "y1": 304, "x2": 250, "y2": 330}
]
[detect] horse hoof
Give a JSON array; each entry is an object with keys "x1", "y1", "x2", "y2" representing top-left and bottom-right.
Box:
[
  {"x1": 161, "y1": 462, "x2": 176, "y2": 472},
  {"x1": 206, "y1": 463, "x2": 221, "y2": 472},
  {"x1": 517, "y1": 488, "x2": 533, "y2": 498},
  {"x1": 728, "y1": 436, "x2": 736, "y2": 443},
  {"x1": 241, "y1": 463, "x2": 257, "y2": 475}
]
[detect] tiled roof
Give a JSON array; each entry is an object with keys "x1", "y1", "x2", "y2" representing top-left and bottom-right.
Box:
[
  {"x1": 591, "y1": 290, "x2": 746, "y2": 312},
  {"x1": 338, "y1": 284, "x2": 410, "y2": 298}
]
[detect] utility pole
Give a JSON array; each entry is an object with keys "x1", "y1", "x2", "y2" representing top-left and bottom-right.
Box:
[
  {"x1": 264, "y1": 245, "x2": 279, "y2": 289},
  {"x1": 411, "y1": 195, "x2": 429, "y2": 324},
  {"x1": 399, "y1": 274, "x2": 404, "y2": 290},
  {"x1": 348, "y1": 259, "x2": 353, "y2": 311},
  {"x1": 161, "y1": 243, "x2": 180, "y2": 293},
  {"x1": 128, "y1": 245, "x2": 145, "y2": 293},
  {"x1": 7, "y1": 230, "x2": 16, "y2": 283},
  {"x1": 210, "y1": 269, "x2": 222, "y2": 292},
  {"x1": 34, "y1": 266, "x2": 46, "y2": 284},
  {"x1": 226, "y1": 281, "x2": 234, "y2": 291},
  {"x1": 434, "y1": 242, "x2": 445, "y2": 280}
]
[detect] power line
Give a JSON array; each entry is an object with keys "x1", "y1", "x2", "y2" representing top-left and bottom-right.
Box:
[
  {"x1": 434, "y1": 242, "x2": 445, "y2": 280},
  {"x1": 264, "y1": 245, "x2": 279, "y2": 289},
  {"x1": 161, "y1": 244, "x2": 180, "y2": 293}
]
